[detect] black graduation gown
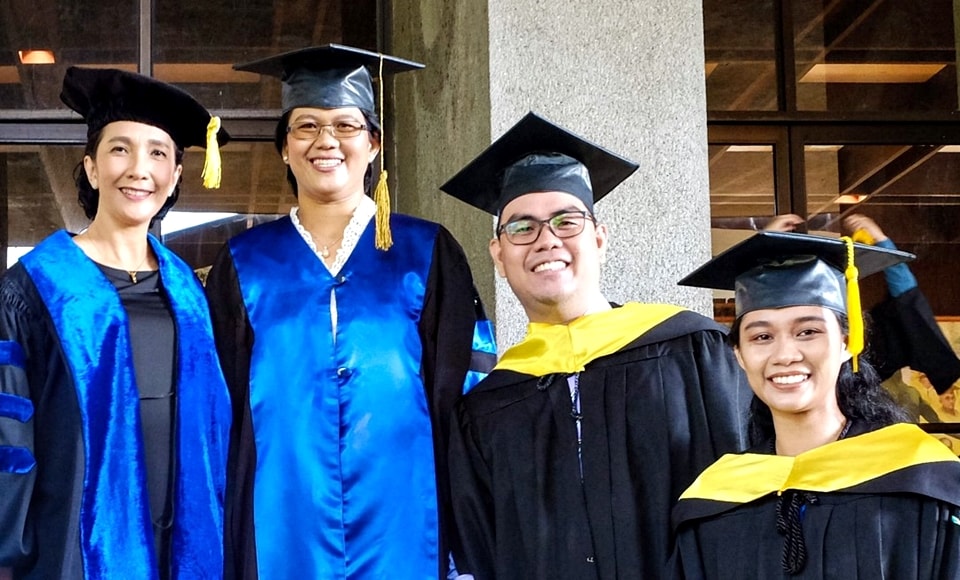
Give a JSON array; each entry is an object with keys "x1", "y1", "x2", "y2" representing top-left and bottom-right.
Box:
[
  {"x1": 206, "y1": 217, "x2": 493, "y2": 580},
  {"x1": 449, "y1": 307, "x2": 751, "y2": 580},
  {"x1": 671, "y1": 423, "x2": 960, "y2": 580},
  {"x1": 868, "y1": 287, "x2": 960, "y2": 394}
]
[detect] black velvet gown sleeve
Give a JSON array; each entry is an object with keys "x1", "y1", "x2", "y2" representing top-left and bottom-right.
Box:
[
  {"x1": 0, "y1": 266, "x2": 86, "y2": 579},
  {"x1": 418, "y1": 225, "x2": 491, "y2": 578},
  {"x1": 868, "y1": 287, "x2": 960, "y2": 393},
  {"x1": 205, "y1": 245, "x2": 259, "y2": 580},
  {"x1": 0, "y1": 269, "x2": 41, "y2": 570}
]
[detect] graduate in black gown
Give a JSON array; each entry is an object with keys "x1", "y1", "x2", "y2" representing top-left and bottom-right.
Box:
[
  {"x1": 204, "y1": 45, "x2": 495, "y2": 580},
  {"x1": 673, "y1": 231, "x2": 960, "y2": 579},
  {"x1": 0, "y1": 68, "x2": 231, "y2": 579},
  {"x1": 440, "y1": 112, "x2": 751, "y2": 580}
]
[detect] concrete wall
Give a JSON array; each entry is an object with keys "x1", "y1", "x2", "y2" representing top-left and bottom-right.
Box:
[{"x1": 391, "y1": 0, "x2": 715, "y2": 351}]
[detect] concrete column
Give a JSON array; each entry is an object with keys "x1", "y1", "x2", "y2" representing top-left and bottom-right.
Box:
[
  {"x1": 388, "y1": 1, "x2": 496, "y2": 317},
  {"x1": 392, "y1": 0, "x2": 714, "y2": 350}
]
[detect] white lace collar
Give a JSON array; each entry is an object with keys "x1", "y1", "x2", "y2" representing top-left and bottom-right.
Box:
[{"x1": 290, "y1": 195, "x2": 376, "y2": 274}]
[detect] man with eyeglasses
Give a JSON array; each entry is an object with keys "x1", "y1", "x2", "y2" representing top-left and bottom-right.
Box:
[{"x1": 440, "y1": 112, "x2": 750, "y2": 580}]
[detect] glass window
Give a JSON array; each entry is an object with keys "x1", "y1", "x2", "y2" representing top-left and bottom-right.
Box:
[
  {"x1": 803, "y1": 142, "x2": 960, "y2": 315},
  {"x1": 793, "y1": 1, "x2": 957, "y2": 112},
  {"x1": 703, "y1": 0, "x2": 778, "y2": 111},
  {"x1": 153, "y1": 0, "x2": 378, "y2": 110},
  {"x1": 0, "y1": 1, "x2": 138, "y2": 110}
]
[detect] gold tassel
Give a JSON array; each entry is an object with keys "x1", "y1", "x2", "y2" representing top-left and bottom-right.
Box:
[
  {"x1": 373, "y1": 54, "x2": 392, "y2": 250},
  {"x1": 841, "y1": 236, "x2": 863, "y2": 372},
  {"x1": 202, "y1": 116, "x2": 222, "y2": 189},
  {"x1": 374, "y1": 169, "x2": 392, "y2": 250}
]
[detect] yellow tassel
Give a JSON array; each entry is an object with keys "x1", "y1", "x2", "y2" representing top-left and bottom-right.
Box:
[
  {"x1": 374, "y1": 169, "x2": 393, "y2": 250},
  {"x1": 841, "y1": 236, "x2": 863, "y2": 373},
  {"x1": 202, "y1": 116, "x2": 222, "y2": 189}
]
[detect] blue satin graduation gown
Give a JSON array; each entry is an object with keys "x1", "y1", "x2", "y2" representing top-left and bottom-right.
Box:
[{"x1": 207, "y1": 214, "x2": 493, "y2": 580}]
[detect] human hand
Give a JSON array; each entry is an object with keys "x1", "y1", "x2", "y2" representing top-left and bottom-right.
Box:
[
  {"x1": 842, "y1": 214, "x2": 888, "y2": 243},
  {"x1": 764, "y1": 214, "x2": 805, "y2": 232}
]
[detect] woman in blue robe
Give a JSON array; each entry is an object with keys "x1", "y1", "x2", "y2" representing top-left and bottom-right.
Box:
[
  {"x1": 0, "y1": 67, "x2": 231, "y2": 579},
  {"x1": 205, "y1": 45, "x2": 495, "y2": 580}
]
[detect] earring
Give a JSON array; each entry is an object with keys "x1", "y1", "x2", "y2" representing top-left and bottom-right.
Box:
[{"x1": 282, "y1": 156, "x2": 289, "y2": 163}]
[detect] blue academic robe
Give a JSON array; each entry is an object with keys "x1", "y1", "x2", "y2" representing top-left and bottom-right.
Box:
[{"x1": 206, "y1": 214, "x2": 494, "y2": 580}]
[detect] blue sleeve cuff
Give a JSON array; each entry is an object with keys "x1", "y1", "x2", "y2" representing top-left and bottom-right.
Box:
[{"x1": 873, "y1": 238, "x2": 917, "y2": 296}]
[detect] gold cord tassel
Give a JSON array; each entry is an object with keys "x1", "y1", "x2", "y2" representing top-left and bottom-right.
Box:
[
  {"x1": 373, "y1": 55, "x2": 393, "y2": 250},
  {"x1": 202, "y1": 116, "x2": 223, "y2": 189},
  {"x1": 374, "y1": 168, "x2": 392, "y2": 250},
  {"x1": 841, "y1": 236, "x2": 863, "y2": 372}
]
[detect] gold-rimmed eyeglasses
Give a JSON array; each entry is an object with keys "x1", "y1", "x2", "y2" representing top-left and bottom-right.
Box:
[
  {"x1": 287, "y1": 120, "x2": 369, "y2": 140},
  {"x1": 497, "y1": 211, "x2": 596, "y2": 245}
]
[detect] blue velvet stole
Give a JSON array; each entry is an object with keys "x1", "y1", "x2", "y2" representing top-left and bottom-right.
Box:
[
  {"x1": 229, "y1": 215, "x2": 441, "y2": 578},
  {"x1": 1, "y1": 319, "x2": 35, "y2": 474},
  {"x1": 21, "y1": 231, "x2": 230, "y2": 579}
]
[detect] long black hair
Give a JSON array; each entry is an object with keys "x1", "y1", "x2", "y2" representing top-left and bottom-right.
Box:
[
  {"x1": 74, "y1": 125, "x2": 184, "y2": 224},
  {"x1": 729, "y1": 311, "x2": 910, "y2": 446},
  {"x1": 274, "y1": 109, "x2": 382, "y2": 199}
]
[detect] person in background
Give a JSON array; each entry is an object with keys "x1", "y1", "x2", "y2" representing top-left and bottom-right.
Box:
[
  {"x1": 0, "y1": 67, "x2": 231, "y2": 579},
  {"x1": 205, "y1": 45, "x2": 494, "y2": 580},
  {"x1": 441, "y1": 112, "x2": 750, "y2": 579},
  {"x1": 764, "y1": 213, "x2": 960, "y2": 396},
  {"x1": 673, "y1": 231, "x2": 960, "y2": 578},
  {"x1": 939, "y1": 384, "x2": 959, "y2": 420}
]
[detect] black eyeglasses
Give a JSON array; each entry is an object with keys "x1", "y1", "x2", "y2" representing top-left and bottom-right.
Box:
[
  {"x1": 287, "y1": 120, "x2": 368, "y2": 140},
  {"x1": 497, "y1": 211, "x2": 596, "y2": 245}
]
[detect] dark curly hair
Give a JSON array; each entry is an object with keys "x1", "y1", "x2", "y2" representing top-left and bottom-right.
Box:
[
  {"x1": 274, "y1": 109, "x2": 382, "y2": 199},
  {"x1": 74, "y1": 125, "x2": 185, "y2": 224},
  {"x1": 729, "y1": 310, "x2": 910, "y2": 446}
]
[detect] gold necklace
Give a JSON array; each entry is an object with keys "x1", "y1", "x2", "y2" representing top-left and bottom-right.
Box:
[
  {"x1": 79, "y1": 233, "x2": 150, "y2": 283},
  {"x1": 127, "y1": 252, "x2": 149, "y2": 284}
]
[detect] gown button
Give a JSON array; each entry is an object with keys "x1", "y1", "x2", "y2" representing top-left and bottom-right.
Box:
[
  {"x1": 586, "y1": 556, "x2": 595, "y2": 563},
  {"x1": 336, "y1": 367, "x2": 352, "y2": 379}
]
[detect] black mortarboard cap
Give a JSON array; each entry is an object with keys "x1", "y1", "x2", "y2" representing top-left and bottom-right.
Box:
[
  {"x1": 60, "y1": 66, "x2": 229, "y2": 188},
  {"x1": 679, "y1": 231, "x2": 914, "y2": 371},
  {"x1": 440, "y1": 112, "x2": 639, "y2": 216},
  {"x1": 232, "y1": 44, "x2": 424, "y2": 115}
]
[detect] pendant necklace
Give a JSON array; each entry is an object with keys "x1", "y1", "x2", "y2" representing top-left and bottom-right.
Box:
[
  {"x1": 318, "y1": 233, "x2": 345, "y2": 259},
  {"x1": 127, "y1": 252, "x2": 149, "y2": 284}
]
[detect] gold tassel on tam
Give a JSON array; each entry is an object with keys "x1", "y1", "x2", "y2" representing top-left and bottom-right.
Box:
[
  {"x1": 202, "y1": 116, "x2": 223, "y2": 189},
  {"x1": 840, "y1": 236, "x2": 863, "y2": 372},
  {"x1": 374, "y1": 168, "x2": 393, "y2": 249},
  {"x1": 373, "y1": 55, "x2": 393, "y2": 250}
]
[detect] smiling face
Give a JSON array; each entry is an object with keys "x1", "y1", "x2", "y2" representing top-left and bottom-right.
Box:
[
  {"x1": 489, "y1": 190, "x2": 608, "y2": 324},
  {"x1": 734, "y1": 305, "x2": 851, "y2": 421},
  {"x1": 83, "y1": 120, "x2": 182, "y2": 228},
  {"x1": 282, "y1": 106, "x2": 380, "y2": 203}
]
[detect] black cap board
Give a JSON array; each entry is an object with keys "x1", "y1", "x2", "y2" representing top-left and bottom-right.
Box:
[
  {"x1": 233, "y1": 44, "x2": 424, "y2": 115},
  {"x1": 678, "y1": 231, "x2": 914, "y2": 318},
  {"x1": 440, "y1": 112, "x2": 639, "y2": 216}
]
